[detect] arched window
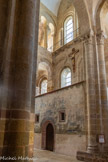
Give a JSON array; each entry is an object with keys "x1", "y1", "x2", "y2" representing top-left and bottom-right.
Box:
[
  {"x1": 61, "y1": 68, "x2": 71, "y2": 88},
  {"x1": 41, "y1": 79, "x2": 48, "y2": 94},
  {"x1": 47, "y1": 23, "x2": 54, "y2": 52},
  {"x1": 64, "y1": 16, "x2": 73, "y2": 44}
]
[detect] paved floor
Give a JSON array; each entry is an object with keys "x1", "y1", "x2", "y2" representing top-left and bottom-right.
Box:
[{"x1": 33, "y1": 149, "x2": 80, "y2": 162}]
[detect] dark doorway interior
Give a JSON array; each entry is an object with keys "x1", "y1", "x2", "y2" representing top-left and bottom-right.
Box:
[{"x1": 46, "y1": 123, "x2": 54, "y2": 151}]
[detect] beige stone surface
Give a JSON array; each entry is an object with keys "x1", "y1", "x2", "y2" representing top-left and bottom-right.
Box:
[
  {"x1": 34, "y1": 133, "x2": 86, "y2": 157},
  {"x1": 55, "y1": 134, "x2": 86, "y2": 157},
  {"x1": 33, "y1": 149, "x2": 80, "y2": 162},
  {"x1": 34, "y1": 133, "x2": 42, "y2": 150}
]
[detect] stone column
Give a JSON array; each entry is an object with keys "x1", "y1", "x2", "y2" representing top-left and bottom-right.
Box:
[
  {"x1": 0, "y1": 0, "x2": 13, "y2": 155},
  {"x1": 97, "y1": 32, "x2": 108, "y2": 152},
  {"x1": 0, "y1": 0, "x2": 40, "y2": 160},
  {"x1": 84, "y1": 34, "x2": 99, "y2": 153},
  {"x1": 31, "y1": 0, "x2": 40, "y2": 113},
  {"x1": 0, "y1": 0, "x2": 10, "y2": 99},
  {"x1": 0, "y1": 0, "x2": 10, "y2": 77}
]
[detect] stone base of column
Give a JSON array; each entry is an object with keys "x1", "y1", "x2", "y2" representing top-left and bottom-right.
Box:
[
  {"x1": 87, "y1": 145, "x2": 99, "y2": 153},
  {"x1": 76, "y1": 145, "x2": 99, "y2": 161},
  {"x1": 77, "y1": 151, "x2": 94, "y2": 161},
  {"x1": 0, "y1": 145, "x2": 34, "y2": 162},
  {"x1": 77, "y1": 151, "x2": 108, "y2": 162},
  {"x1": 0, "y1": 109, "x2": 35, "y2": 161},
  {"x1": 102, "y1": 146, "x2": 108, "y2": 153}
]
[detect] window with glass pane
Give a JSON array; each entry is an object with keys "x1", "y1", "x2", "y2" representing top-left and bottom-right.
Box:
[
  {"x1": 41, "y1": 79, "x2": 47, "y2": 94},
  {"x1": 64, "y1": 17, "x2": 73, "y2": 44},
  {"x1": 61, "y1": 68, "x2": 71, "y2": 88}
]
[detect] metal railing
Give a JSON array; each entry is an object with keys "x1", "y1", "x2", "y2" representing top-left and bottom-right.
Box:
[{"x1": 48, "y1": 27, "x2": 80, "y2": 52}]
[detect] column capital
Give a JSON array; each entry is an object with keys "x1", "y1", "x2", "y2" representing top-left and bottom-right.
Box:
[
  {"x1": 84, "y1": 36, "x2": 92, "y2": 44},
  {"x1": 81, "y1": 29, "x2": 94, "y2": 44},
  {"x1": 96, "y1": 30, "x2": 105, "y2": 45}
]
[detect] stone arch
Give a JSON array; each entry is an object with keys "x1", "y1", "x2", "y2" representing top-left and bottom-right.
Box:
[
  {"x1": 41, "y1": 120, "x2": 55, "y2": 151},
  {"x1": 58, "y1": 0, "x2": 91, "y2": 35},
  {"x1": 39, "y1": 7, "x2": 56, "y2": 50},
  {"x1": 38, "y1": 57, "x2": 52, "y2": 68},
  {"x1": 38, "y1": 75, "x2": 48, "y2": 87},
  {"x1": 95, "y1": 0, "x2": 108, "y2": 32},
  {"x1": 40, "y1": 8, "x2": 57, "y2": 35},
  {"x1": 72, "y1": 0, "x2": 91, "y2": 34},
  {"x1": 36, "y1": 55, "x2": 53, "y2": 94},
  {"x1": 36, "y1": 61, "x2": 52, "y2": 94},
  {"x1": 63, "y1": 12, "x2": 74, "y2": 25},
  {"x1": 40, "y1": 10, "x2": 56, "y2": 28},
  {"x1": 37, "y1": 59, "x2": 52, "y2": 80}
]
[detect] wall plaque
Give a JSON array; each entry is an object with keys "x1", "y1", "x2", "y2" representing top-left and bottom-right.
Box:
[{"x1": 98, "y1": 134, "x2": 105, "y2": 144}]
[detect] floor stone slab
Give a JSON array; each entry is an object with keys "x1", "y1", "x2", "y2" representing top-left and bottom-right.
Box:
[{"x1": 34, "y1": 149, "x2": 81, "y2": 162}]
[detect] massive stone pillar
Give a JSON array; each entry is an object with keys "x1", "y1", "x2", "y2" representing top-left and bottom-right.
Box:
[
  {"x1": 77, "y1": 31, "x2": 108, "y2": 160},
  {"x1": 0, "y1": 0, "x2": 11, "y2": 95},
  {"x1": 0, "y1": 0, "x2": 12, "y2": 154},
  {"x1": 77, "y1": 33, "x2": 100, "y2": 161},
  {"x1": 84, "y1": 31, "x2": 108, "y2": 154},
  {"x1": 0, "y1": 0, "x2": 10, "y2": 76},
  {"x1": 97, "y1": 32, "x2": 108, "y2": 152},
  {"x1": 84, "y1": 34, "x2": 99, "y2": 153},
  {"x1": 0, "y1": 0, "x2": 40, "y2": 160},
  {"x1": 85, "y1": 32, "x2": 108, "y2": 154}
]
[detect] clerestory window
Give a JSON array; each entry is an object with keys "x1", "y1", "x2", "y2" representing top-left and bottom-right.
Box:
[{"x1": 64, "y1": 16, "x2": 73, "y2": 44}]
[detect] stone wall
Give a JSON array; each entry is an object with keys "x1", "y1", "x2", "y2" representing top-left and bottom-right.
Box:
[
  {"x1": 36, "y1": 39, "x2": 85, "y2": 92},
  {"x1": 35, "y1": 133, "x2": 86, "y2": 157},
  {"x1": 55, "y1": 134, "x2": 86, "y2": 156},
  {"x1": 52, "y1": 41, "x2": 85, "y2": 90},
  {"x1": 34, "y1": 81, "x2": 86, "y2": 156}
]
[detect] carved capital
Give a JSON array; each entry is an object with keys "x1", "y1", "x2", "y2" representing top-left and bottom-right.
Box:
[
  {"x1": 84, "y1": 36, "x2": 93, "y2": 44},
  {"x1": 83, "y1": 30, "x2": 94, "y2": 44},
  {"x1": 96, "y1": 31, "x2": 105, "y2": 45}
]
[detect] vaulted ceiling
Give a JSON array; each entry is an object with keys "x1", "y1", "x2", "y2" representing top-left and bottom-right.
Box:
[{"x1": 41, "y1": 0, "x2": 62, "y2": 16}]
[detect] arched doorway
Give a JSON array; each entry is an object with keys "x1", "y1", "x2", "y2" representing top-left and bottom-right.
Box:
[
  {"x1": 41, "y1": 120, "x2": 55, "y2": 151},
  {"x1": 46, "y1": 123, "x2": 54, "y2": 151}
]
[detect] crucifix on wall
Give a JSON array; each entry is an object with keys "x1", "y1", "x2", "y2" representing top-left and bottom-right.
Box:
[{"x1": 68, "y1": 48, "x2": 79, "y2": 72}]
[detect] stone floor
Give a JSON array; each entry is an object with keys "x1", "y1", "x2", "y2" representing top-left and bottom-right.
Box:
[{"x1": 33, "y1": 149, "x2": 80, "y2": 162}]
